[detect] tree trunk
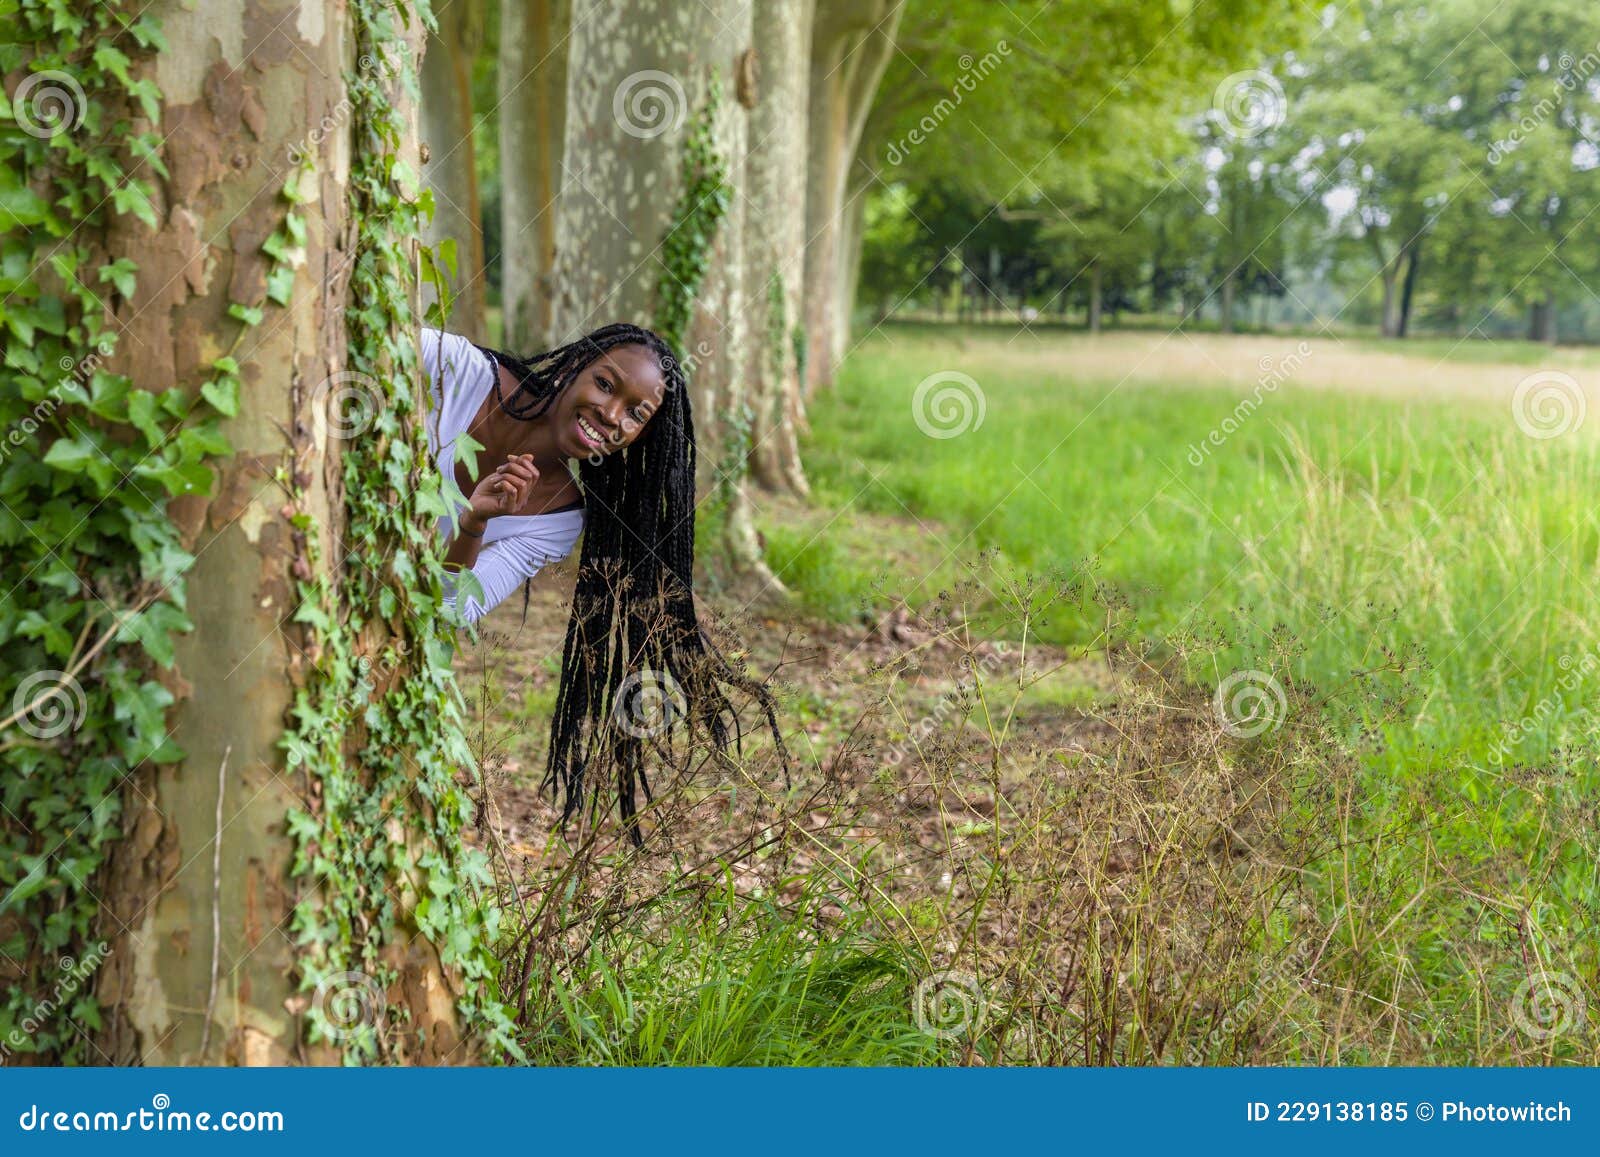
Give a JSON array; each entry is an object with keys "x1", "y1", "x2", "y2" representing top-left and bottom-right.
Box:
[
  {"x1": 1528, "y1": 289, "x2": 1558, "y2": 344},
  {"x1": 1379, "y1": 264, "x2": 1401, "y2": 338},
  {"x1": 498, "y1": 0, "x2": 570, "y2": 350},
  {"x1": 834, "y1": 172, "x2": 868, "y2": 360},
  {"x1": 87, "y1": 0, "x2": 465, "y2": 1066},
  {"x1": 1397, "y1": 238, "x2": 1422, "y2": 339},
  {"x1": 420, "y1": 0, "x2": 487, "y2": 340},
  {"x1": 746, "y1": 0, "x2": 815, "y2": 497},
  {"x1": 802, "y1": 0, "x2": 904, "y2": 397},
  {"x1": 552, "y1": 0, "x2": 784, "y2": 595},
  {"x1": 1219, "y1": 269, "x2": 1236, "y2": 334},
  {"x1": 1088, "y1": 264, "x2": 1104, "y2": 334}
]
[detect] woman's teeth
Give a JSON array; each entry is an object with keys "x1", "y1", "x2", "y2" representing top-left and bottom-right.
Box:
[{"x1": 578, "y1": 416, "x2": 603, "y2": 445}]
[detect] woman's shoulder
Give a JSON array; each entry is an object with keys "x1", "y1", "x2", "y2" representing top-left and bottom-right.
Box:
[
  {"x1": 421, "y1": 328, "x2": 495, "y2": 436},
  {"x1": 421, "y1": 328, "x2": 490, "y2": 385}
]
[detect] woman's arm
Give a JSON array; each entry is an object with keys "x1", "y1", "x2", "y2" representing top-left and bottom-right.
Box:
[{"x1": 443, "y1": 453, "x2": 540, "y2": 570}]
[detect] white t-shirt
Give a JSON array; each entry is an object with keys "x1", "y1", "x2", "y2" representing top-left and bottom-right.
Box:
[{"x1": 420, "y1": 327, "x2": 585, "y2": 625}]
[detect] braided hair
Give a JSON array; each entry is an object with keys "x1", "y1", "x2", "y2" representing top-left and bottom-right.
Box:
[{"x1": 473, "y1": 322, "x2": 788, "y2": 842}]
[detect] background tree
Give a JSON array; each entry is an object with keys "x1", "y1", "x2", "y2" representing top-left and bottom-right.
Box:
[
  {"x1": 497, "y1": 0, "x2": 570, "y2": 349},
  {"x1": 421, "y1": 0, "x2": 489, "y2": 339}
]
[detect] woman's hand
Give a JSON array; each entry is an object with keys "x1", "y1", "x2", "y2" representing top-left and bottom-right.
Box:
[{"x1": 462, "y1": 453, "x2": 539, "y2": 533}]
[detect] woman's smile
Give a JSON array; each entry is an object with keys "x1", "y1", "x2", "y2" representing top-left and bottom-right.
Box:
[{"x1": 575, "y1": 411, "x2": 608, "y2": 450}]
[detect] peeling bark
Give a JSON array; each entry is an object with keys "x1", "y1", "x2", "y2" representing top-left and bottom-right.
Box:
[
  {"x1": 95, "y1": 0, "x2": 349, "y2": 1065},
  {"x1": 93, "y1": 0, "x2": 461, "y2": 1066},
  {"x1": 499, "y1": 0, "x2": 571, "y2": 351}
]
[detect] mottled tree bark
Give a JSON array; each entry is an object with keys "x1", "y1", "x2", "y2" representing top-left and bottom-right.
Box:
[
  {"x1": 803, "y1": 0, "x2": 903, "y2": 397},
  {"x1": 745, "y1": 0, "x2": 814, "y2": 496},
  {"x1": 552, "y1": 0, "x2": 783, "y2": 594},
  {"x1": 91, "y1": 0, "x2": 349, "y2": 1066},
  {"x1": 92, "y1": 0, "x2": 459, "y2": 1065},
  {"x1": 498, "y1": 0, "x2": 570, "y2": 351},
  {"x1": 421, "y1": 0, "x2": 487, "y2": 340}
]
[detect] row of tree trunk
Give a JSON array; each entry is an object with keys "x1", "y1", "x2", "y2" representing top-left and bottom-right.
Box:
[{"x1": 420, "y1": 0, "x2": 905, "y2": 585}]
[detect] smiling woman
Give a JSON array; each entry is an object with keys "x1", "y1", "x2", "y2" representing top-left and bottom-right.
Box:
[{"x1": 420, "y1": 323, "x2": 789, "y2": 837}]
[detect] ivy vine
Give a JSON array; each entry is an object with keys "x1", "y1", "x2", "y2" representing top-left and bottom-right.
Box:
[
  {"x1": 0, "y1": 0, "x2": 517, "y2": 1064},
  {"x1": 654, "y1": 77, "x2": 730, "y2": 354},
  {"x1": 280, "y1": 0, "x2": 521, "y2": 1063},
  {"x1": 0, "y1": 0, "x2": 247, "y2": 1061}
]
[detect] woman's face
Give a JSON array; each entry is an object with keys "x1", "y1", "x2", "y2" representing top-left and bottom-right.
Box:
[{"x1": 555, "y1": 343, "x2": 666, "y2": 459}]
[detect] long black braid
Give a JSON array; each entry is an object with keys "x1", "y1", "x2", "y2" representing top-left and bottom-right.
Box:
[{"x1": 472, "y1": 322, "x2": 789, "y2": 842}]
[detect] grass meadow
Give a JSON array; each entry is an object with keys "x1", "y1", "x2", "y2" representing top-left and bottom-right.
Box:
[
  {"x1": 472, "y1": 322, "x2": 1600, "y2": 1065},
  {"x1": 758, "y1": 323, "x2": 1600, "y2": 1062}
]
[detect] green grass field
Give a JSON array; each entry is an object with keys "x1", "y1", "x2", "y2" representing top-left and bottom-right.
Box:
[
  {"x1": 788, "y1": 323, "x2": 1600, "y2": 770},
  {"x1": 759, "y1": 322, "x2": 1600, "y2": 1062}
]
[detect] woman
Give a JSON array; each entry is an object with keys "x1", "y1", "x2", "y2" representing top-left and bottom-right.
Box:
[{"x1": 420, "y1": 323, "x2": 787, "y2": 837}]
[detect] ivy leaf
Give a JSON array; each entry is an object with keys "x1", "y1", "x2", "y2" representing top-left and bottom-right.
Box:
[
  {"x1": 265, "y1": 263, "x2": 296, "y2": 306},
  {"x1": 0, "y1": 169, "x2": 49, "y2": 229},
  {"x1": 126, "y1": 389, "x2": 163, "y2": 447},
  {"x1": 109, "y1": 181, "x2": 158, "y2": 230},
  {"x1": 98, "y1": 257, "x2": 139, "y2": 301},
  {"x1": 42, "y1": 434, "x2": 100, "y2": 474},
  {"x1": 200, "y1": 375, "x2": 240, "y2": 416},
  {"x1": 92, "y1": 43, "x2": 134, "y2": 87}
]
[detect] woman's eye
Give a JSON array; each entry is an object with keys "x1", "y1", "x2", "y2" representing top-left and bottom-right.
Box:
[{"x1": 598, "y1": 377, "x2": 613, "y2": 394}]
